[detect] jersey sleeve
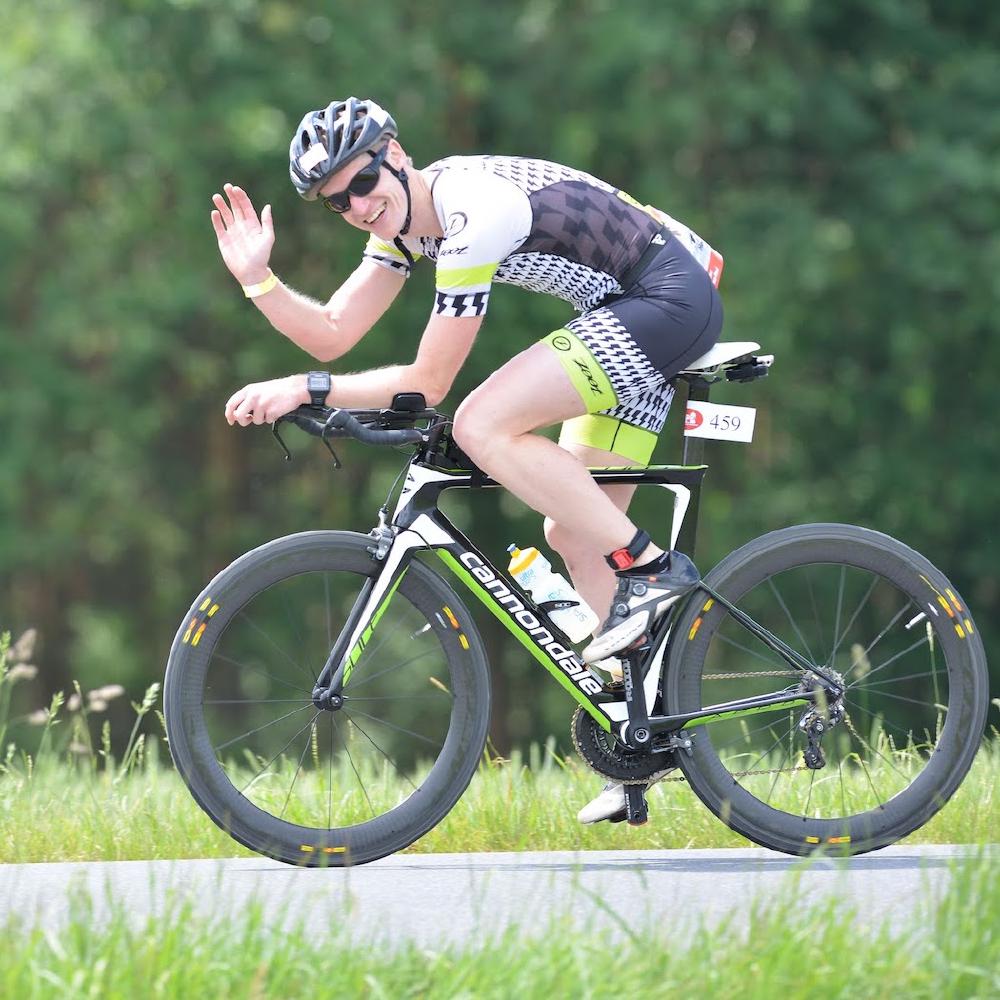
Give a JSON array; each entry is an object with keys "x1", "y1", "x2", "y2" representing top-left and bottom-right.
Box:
[
  {"x1": 431, "y1": 168, "x2": 530, "y2": 318},
  {"x1": 362, "y1": 234, "x2": 421, "y2": 277}
]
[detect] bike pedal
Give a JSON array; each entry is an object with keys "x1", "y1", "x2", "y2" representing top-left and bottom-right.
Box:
[{"x1": 624, "y1": 784, "x2": 648, "y2": 826}]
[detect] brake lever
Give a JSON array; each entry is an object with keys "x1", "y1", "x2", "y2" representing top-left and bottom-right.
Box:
[
  {"x1": 271, "y1": 422, "x2": 293, "y2": 461},
  {"x1": 271, "y1": 418, "x2": 342, "y2": 468}
]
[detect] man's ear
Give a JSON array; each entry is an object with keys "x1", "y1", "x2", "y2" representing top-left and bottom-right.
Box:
[{"x1": 386, "y1": 138, "x2": 408, "y2": 169}]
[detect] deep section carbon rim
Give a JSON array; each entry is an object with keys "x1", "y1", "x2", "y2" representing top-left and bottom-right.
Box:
[
  {"x1": 665, "y1": 525, "x2": 987, "y2": 855},
  {"x1": 165, "y1": 533, "x2": 490, "y2": 866}
]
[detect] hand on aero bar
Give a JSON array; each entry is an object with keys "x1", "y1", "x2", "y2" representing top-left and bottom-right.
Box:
[
  {"x1": 225, "y1": 375, "x2": 310, "y2": 427},
  {"x1": 210, "y1": 183, "x2": 276, "y2": 286}
]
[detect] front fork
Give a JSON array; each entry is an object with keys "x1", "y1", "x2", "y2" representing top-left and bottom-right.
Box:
[{"x1": 311, "y1": 522, "x2": 407, "y2": 710}]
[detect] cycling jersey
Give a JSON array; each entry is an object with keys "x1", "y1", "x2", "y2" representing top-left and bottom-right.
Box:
[
  {"x1": 363, "y1": 155, "x2": 720, "y2": 316},
  {"x1": 362, "y1": 154, "x2": 723, "y2": 464}
]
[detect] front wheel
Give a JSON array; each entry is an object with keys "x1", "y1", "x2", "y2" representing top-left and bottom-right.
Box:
[
  {"x1": 663, "y1": 524, "x2": 989, "y2": 856},
  {"x1": 164, "y1": 531, "x2": 491, "y2": 867}
]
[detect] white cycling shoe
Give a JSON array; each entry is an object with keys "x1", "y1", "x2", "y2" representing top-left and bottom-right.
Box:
[
  {"x1": 582, "y1": 552, "x2": 700, "y2": 663},
  {"x1": 577, "y1": 772, "x2": 672, "y2": 825}
]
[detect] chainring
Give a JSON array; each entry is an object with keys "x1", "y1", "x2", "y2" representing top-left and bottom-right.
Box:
[{"x1": 571, "y1": 706, "x2": 677, "y2": 784}]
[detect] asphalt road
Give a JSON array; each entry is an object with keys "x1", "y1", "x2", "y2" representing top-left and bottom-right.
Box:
[{"x1": 0, "y1": 845, "x2": 975, "y2": 948}]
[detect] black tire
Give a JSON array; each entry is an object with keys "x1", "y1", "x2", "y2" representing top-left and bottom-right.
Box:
[
  {"x1": 663, "y1": 524, "x2": 989, "y2": 856},
  {"x1": 164, "y1": 531, "x2": 491, "y2": 867}
]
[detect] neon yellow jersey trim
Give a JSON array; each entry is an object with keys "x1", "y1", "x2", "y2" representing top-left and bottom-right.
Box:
[
  {"x1": 364, "y1": 234, "x2": 422, "y2": 262},
  {"x1": 559, "y1": 414, "x2": 657, "y2": 466},
  {"x1": 436, "y1": 263, "x2": 499, "y2": 291},
  {"x1": 541, "y1": 329, "x2": 617, "y2": 411}
]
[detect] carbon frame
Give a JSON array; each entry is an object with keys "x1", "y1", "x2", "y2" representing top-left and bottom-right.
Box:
[{"x1": 315, "y1": 456, "x2": 822, "y2": 744}]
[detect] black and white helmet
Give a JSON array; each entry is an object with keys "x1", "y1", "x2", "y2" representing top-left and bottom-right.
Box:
[{"x1": 289, "y1": 97, "x2": 398, "y2": 200}]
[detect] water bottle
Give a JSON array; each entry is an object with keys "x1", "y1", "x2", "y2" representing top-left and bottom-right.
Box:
[{"x1": 507, "y1": 544, "x2": 599, "y2": 643}]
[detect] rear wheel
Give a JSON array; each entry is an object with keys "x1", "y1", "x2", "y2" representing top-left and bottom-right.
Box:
[
  {"x1": 164, "y1": 532, "x2": 491, "y2": 866},
  {"x1": 663, "y1": 524, "x2": 988, "y2": 856}
]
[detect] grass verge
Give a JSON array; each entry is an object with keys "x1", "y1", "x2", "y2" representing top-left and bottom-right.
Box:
[
  {"x1": 0, "y1": 853, "x2": 997, "y2": 998},
  {"x1": 0, "y1": 737, "x2": 997, "y2": 863}
]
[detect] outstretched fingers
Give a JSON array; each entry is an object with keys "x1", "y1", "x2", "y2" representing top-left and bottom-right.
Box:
[
  {"x1": 228, "y1": 184, "x2": 261, "y2": 229},
  {"x1": 212, "y1": 190, "x2": 235, "y2": 228}
]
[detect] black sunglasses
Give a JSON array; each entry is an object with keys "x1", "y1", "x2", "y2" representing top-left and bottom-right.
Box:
[{"x1": 321, "y1": 146, "x2": 389, "y2": 214}]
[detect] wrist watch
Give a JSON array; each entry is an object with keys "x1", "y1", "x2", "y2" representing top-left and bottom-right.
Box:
[{"x1": 306, "y1": 371, "x2": 332, "y2": 407}]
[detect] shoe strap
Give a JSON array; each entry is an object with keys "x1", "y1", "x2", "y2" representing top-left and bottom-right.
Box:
[{"x1": 605, "y1": 529, "x2": 651, "y2": 571}]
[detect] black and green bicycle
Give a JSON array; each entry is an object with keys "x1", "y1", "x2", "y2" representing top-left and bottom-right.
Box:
[{"x1": 163, "y1": 344, "x2": 989, "y2": 866}]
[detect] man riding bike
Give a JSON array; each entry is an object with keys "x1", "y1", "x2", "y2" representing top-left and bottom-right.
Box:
[{"x1": 211, "y1": 96, "x2": 723, "y2": 824}]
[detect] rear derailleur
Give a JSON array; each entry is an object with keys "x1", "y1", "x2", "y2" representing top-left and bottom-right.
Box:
[{"x1": 798, "y1": 674, "x2": 846, "y2": 770}]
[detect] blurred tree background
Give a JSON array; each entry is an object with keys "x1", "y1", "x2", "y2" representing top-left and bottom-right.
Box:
[{"x1": 2, "y1": 0, "x2": 998, "y2": 752}]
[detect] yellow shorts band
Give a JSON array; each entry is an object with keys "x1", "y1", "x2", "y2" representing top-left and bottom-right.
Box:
[
  {"x1": 541, "y1": 329, "x2": 618, "y2": 411},
  {"x1": 559, "y1": 413, "x2": 657, "y2": 466}
]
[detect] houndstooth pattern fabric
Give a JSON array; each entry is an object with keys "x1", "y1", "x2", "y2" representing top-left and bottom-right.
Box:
[
  {"x1": 565, "y1": 307, "x2": 664, "y2": 399},
  {"x1": 479, "y1": 156, "x2": 617, "y2": 197},
  {"x1": 603, "y1": 383, "x2": 676, "y2": 434},
  {"x1": 494, "y1": 252, "x2": 621, "y2": 312}
]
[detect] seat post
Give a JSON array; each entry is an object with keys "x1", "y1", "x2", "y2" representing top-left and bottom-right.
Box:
[{"x1": 676, "y1": 378, "x2": 712, "y2": 558}]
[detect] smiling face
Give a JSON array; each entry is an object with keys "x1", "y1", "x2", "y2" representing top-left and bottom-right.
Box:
[{"x1": 318, "y1": 139, "x2": 408, "y2": 240}]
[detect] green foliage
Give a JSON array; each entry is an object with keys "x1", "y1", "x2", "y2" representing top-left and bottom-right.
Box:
[{"x1": 2, "y1": 1, "x2": 998, "y2": 750}]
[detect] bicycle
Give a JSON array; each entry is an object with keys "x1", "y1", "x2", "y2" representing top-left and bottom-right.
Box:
[{"x1": 164, "y1": 342, "x2": 989, "y2": 867}]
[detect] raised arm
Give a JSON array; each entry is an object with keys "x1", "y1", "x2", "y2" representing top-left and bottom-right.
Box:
[{"x1": 211, "y1": 183, "x2": 404, "y2": 361}]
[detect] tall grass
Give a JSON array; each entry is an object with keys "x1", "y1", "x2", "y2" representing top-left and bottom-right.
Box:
[
  {"x1": 0, "y1": 852, "x2": 996, "y2": 998},
  {"x1": 1, "y1": 630, "x2": 997, "y2": 863}
]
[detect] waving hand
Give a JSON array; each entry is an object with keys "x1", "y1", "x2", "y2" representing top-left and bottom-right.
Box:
[{"x1": 210, "y1": 183, "x2": 275, "y2": 285}]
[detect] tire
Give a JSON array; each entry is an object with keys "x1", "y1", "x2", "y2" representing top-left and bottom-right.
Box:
[
  {"x1": 663, "y1": 523, "x2": 989, "y2": 856},
  {"x1": 164, "y1": 531, "x2": 491, "y2": 867}
]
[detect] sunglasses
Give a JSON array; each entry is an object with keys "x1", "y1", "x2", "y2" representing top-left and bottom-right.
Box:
[{"x1": 321, "y1": 146, "x2": 389, "y2": 214}]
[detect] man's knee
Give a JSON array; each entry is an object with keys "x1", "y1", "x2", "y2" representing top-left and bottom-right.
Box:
[{"x1": 451, "y1": 397, "x2": 491, "y2": 462}]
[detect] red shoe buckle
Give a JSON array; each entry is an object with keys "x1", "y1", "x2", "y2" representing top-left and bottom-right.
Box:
[{"x1": 609, "y1": 548, "x2": 635, "y2": 570}]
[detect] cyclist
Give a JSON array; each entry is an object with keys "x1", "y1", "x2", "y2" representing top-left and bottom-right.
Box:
[{"x1": 212, "y1": 97, "x2": 723, "y2": 824}]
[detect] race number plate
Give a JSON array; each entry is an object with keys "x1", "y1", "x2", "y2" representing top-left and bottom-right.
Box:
[{"x1": 684, "y1": 401, "x2": 756, "y2": 443}]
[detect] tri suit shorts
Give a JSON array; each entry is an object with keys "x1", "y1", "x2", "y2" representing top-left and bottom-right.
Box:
[{"x1": 542, "y1": 233, "x2": 723, "y2": 465}]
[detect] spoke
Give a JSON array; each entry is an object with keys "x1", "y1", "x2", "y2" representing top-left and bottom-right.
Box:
[
  {"x1": 805, "y1": 568, "x2": 824, "y2": 667},
  {"x1": 213, "y1": 704, "x2": 313, "y2": 754},
  {"x1": 343, "y1": 693, "x2": 449, "y2": 703},
  {"x1": 344, "y1": 648, "x2": 439, "y2": 692},
  {"x1": 212, "y1": 652, "x2": 310, "y2": 695},
  {"x1": 831, "y1": 575, "x2": 879, "y2": 661},
  {"x1": 740, "y1": 717, "x2": 797, "y2": 777},
  {"x1": 843, "y1": 713, "x2": 913, "y2": 787},
  {"x1": 847, "y1": 634, "x2": 932, "y2": 689},
  {"x1": 765, "y1": 718, "x2": 797, "y2": 806},
  {"x1": 204, "y1": 698, "x2": 311, "y2": 705},
  {"x1": 328, "y1": 707, "x2": 335, "y2": 829},
  {"x1": 829, "y1": 565, "x2": 847, "y2": 668},
  {"x1": 713, "y1": 631, "x2": 789, "y2": 671},
  {"x1": 847, "y1": 686, "x2": 944, "y2": 711},
  {"x1": 331, "y1": 714, "x2": 376, "y2": 819},
  {"x1": 709, "y1": 717, "x2": 792, "y2": 756},
  {"x1": 853, "y1": 667, "x2": 947, "y2": 690},
  {"x1": 767, "y1": 576, "x2": 817, "y2": 665},
  {"x1": 345, "y1": 716, "x2": 419, "y2": 792},
  {"x1": 343, "y1": 709, "x2": 443, "y2": 750},
  {"x1": 324, "y1": 572, "x2": 333, "y2": 648},
  {"x1": 803, "y1": 767, "x2": 817, "y2": 816},
  {"x1": 843, "y1": 600, "x2": 916, "y2": 683},
  {"x1": 238, "y1": 612, "x2": 316, "y2": 687},
  {"x1": 279, "y1": 719, "x2": 319, "y2": 821},
  {"x1": 236, "y1": 711, "x2": 321, "y2": 795},
  {"x1": 838, "y1": 697, "x2": 924, "y2": 745}
]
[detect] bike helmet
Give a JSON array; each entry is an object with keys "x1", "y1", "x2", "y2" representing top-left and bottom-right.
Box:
[{"x1": 289, "y1": 97, "x2": 398, "y2": 201}]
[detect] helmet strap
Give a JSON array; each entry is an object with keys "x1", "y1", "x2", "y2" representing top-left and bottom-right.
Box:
[{"x1": 383, "y1": 162, "x2": 413, "y2": 236}]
